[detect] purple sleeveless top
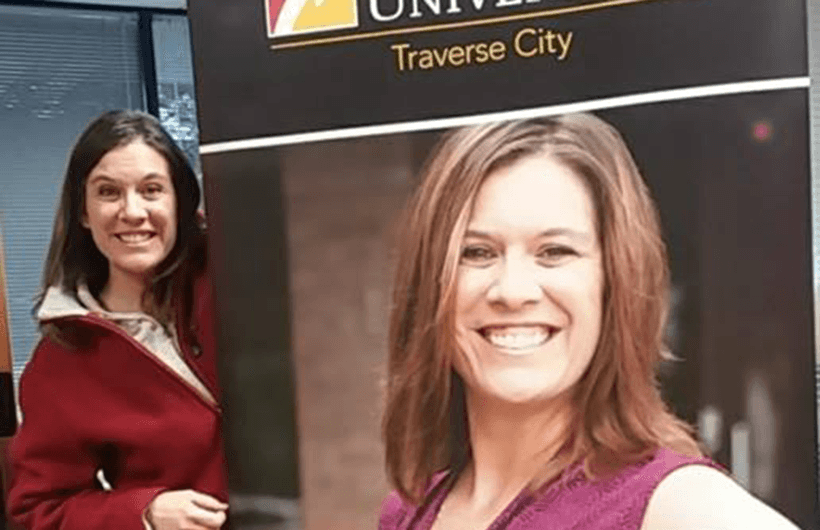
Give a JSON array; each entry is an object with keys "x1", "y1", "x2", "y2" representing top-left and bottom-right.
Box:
[{"x1": 378, "y1": 448, "x2": 722, "y2": 530}]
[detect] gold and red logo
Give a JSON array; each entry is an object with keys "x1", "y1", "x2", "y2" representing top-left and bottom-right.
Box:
[{"x1": 266, "y1": 0, "x2": 359, "y2": 37}]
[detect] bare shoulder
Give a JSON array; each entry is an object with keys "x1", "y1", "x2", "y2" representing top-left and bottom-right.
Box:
[{"x1": 640, "y1": 464, "x2": 802, "y2": 530}]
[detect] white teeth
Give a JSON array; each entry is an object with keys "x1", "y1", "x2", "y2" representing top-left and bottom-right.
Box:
[
  {"x1": 484, "y1": 326, "x2": 551, "y2": 350},
  {"x1": 117, "y1": 233, "x2": 152, "y2": 243}
]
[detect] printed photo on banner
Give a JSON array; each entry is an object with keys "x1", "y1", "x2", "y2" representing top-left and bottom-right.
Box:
[{"x1": 243, "y1": 91, "x2": 814, "y2": 529}]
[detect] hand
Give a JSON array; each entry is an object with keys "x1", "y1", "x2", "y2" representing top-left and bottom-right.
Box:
[{"x1": 146, "y1": 489, "x2": 228, "y2": 530}]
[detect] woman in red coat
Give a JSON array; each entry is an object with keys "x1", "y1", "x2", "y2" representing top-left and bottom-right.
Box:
[{"x1": 6, "y1": 110, "x2": 229, "y2": 530}]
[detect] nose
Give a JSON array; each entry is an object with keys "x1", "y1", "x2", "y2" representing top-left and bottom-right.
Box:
[
  {"x1": 486, "y1": 253, "x2": 542, "y2": 309},
  {"x1": 120, "y1": 190, "x2": 148, "y2": 223}
]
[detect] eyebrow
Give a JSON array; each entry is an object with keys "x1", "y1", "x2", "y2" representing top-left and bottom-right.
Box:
[
  {"x1": 463, "y1": 228, "x2": 595, "y2": 245},
  {"x1": 87, "y1": 173, "x2": 169, "y2": 185},
  {"x1": 87, "y1": 175, "x2": 114, "y2": 185}
]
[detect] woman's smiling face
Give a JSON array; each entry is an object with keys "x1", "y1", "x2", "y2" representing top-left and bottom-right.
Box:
[
  {"x1": 82, "y1": 140, "x2": 178, "y2": 287},
  {"x1": 453, "y1": 153, "x2": 605, "y2": 406}
]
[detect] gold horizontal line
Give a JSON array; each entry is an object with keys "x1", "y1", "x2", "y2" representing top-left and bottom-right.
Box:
[{"x1": 270, "y1": 0, "x2": 656, "y2": 50}]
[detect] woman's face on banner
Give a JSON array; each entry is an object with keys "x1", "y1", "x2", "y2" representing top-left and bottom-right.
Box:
[
  {"x1": 453, "y1": 154, "x2": 605, "y2": 406},
  {"x1": 82, "y1": 140, "x2": 178, "y2": 286}
]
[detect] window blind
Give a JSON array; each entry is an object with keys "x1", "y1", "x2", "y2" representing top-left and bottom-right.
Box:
[{"x1": 0, "y1": 5, "x2": 145, "y2": 388}]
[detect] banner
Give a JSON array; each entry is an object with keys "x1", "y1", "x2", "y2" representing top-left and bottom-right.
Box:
[{"x1": 187, "y1": 1, "x2": 816, "y2": 528}]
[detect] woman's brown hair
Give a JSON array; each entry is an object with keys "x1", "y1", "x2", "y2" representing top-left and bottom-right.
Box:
[
  {"x1": 35, "y1": 109, "x2": 206, "y2": 347},
  {"x1": 382, "y1": 113, "x2": 702, "y2": 503}
]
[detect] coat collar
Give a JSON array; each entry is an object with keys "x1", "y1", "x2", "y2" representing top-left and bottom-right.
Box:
[{"x1": 37, "y1": 283, "x2": 149, "y2": 323}]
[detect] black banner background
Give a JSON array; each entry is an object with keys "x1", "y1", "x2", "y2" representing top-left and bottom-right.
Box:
[{"x1": 190, "y1": 0, "x2": 806, "y2": 142}]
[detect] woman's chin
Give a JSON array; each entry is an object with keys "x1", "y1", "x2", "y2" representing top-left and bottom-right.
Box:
[{"x1": 470, "y1": 374, "x2": 568, "y2": 407}]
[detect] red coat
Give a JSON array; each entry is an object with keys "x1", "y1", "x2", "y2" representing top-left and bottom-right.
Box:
[{"x1": 6, "y1": 274, "x2": 228, "y2": 529}]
